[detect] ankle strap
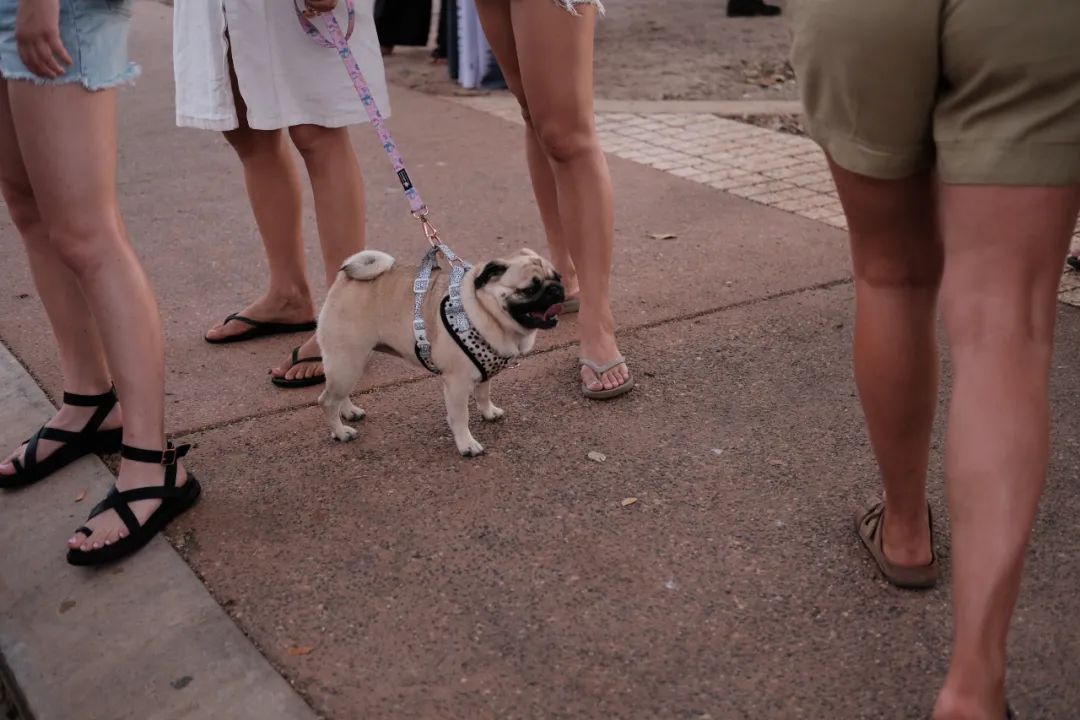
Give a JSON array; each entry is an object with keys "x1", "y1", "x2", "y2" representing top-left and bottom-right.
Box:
[
  {"x1": 120, "y1": 441, "x2": 190, "y2": 466},
  {"x1": 63, "y1": 387, "x2": 117, "y2": 407}
]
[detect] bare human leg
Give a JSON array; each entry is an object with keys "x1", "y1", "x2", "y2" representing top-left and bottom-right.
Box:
[
  {"x1": 206, "y1": 49, "x2": 315, "y2": 344},
  {"x1": 2, "y1": 79, "x2": 187, "y2": 552},
  {"x1": 268, "y1": 123, "x2": 368, "y2": 384},
  {"x1": 829, "y1": 160, "x2": 942, "y2": 568},
  {"x1": 0, "y1": 80, "x2": 123, "y2": 479},
  {"x1": 472, "y1": 2, "x2": 577, "y2": 299},
  {"x1": 476, "y1": 0, "x2": 629, "y2": 393},
  {"x1": 933, "y1": 185, "x2": 1080, "y2": 720}
]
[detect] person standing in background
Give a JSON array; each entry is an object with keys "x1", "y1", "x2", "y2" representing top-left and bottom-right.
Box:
[
  {"x1": 472, "y1": 0, "x2": 633, "y2": 400},
  {"x1": 0, "y1": 0, "x2": 201, "y2": 564},
  {"x1": 792, "y1": 1, "x2": 1080, "y2": 717},
  {"x1": 173, "y1": 0, "x2": 390, "y2": 389},
  {"x1": 374, "y1": 0, "x2": 432, "y2": 56}
]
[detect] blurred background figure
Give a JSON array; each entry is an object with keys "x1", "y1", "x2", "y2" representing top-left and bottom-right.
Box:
[
  {"x1": 727, "y1": 0, "x2": 781, "y2": 17},
  {"x1": 374, "y1": 0, "x2": 433, "y2": 56}
]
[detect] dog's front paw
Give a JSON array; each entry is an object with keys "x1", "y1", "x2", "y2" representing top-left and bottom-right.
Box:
[
  {"x1": 457, "y1": 438, "x2": 485, "y2": 457},
  {"x1": 332, "y1": 425, "x2": 359, "y2": 443},
  {"x1": 341, "y1": 404, "x2": 366, "y2": 422},
  {"x1": 480, "y1": 405, "x2": 505, "y2": 422}
]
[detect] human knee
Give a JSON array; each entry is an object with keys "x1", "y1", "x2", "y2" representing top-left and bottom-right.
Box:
[
  {"x1": 288, "y1": 124, "x2": 348, "y2": 161},
  {"x1": 45, "y1": 212, "x2": 122, "y2": 275},
  {"x1": 223, "y1": 126, "x2": 282, "y2": 161},
  {"x1": 943, "y1": 290, "x2": 1056, "y2": 359},
  {"x1": 528, "y1": 110, "x2": 598, "y2": 163},
  {"x1": 854, "y1": 251, "x2": 943, "y2": 292},
  {"x1": 0, "y1": 173, "x2": 42, "y2": 235}
]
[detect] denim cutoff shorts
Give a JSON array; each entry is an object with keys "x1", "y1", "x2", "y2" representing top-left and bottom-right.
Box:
[{"x1": 0, "y1": 0, "x2": 139, "y2": 90}]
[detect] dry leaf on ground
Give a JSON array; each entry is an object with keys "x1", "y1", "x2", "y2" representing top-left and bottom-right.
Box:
[
  {"x1": 621, "y1": 497, "x2": 638, "y2": 507},
  {"x1": 288, "y1": 646, "x2": 314, "y2": 656}
]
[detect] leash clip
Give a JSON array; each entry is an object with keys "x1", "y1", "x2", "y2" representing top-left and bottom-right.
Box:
[{"x1": 416, "y1": 212, "x2": 441, "y2": 249}]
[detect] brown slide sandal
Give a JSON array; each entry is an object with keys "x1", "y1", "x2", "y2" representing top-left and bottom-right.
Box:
[{"x1": 855, "y1": 501, "x2": 939, "y2": 590}]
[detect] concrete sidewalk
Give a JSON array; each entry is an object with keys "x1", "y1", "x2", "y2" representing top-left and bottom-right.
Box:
[{"x1": 1, "y1": 2, "x2": 1079, "y2": 719}]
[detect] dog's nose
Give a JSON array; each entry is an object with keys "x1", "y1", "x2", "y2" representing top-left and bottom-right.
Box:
[{"x1": 544, "y1": 282, "x2": 566, "y2": 302}]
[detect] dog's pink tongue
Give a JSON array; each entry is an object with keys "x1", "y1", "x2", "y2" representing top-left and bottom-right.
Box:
[{"x1": 543, "y1": 304, "x2": 564, "y2": 320}]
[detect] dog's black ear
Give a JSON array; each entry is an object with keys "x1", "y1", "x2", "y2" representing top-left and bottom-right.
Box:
[{"x1": 474, "y1": 261, "x2": 508, "y2": 290}]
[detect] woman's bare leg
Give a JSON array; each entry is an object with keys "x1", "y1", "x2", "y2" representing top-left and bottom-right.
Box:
[
  {"x1": 3, "y1": 80, "x2": 186, "y2": 551},
  {"x1": 0, "y1": 80, "x2": 121, "y2": 479},
  {"x1": 205, "y1": 52, "x2": 315, "y2": 343},
  {"x1": 477, "y1": 0, "x2": 627, "y2": 392},
  {"x1": 474, "y1": 1, "x2": 577, "y2": 298}
]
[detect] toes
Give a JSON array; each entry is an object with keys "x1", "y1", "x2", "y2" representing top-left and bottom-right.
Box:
[
  {"x1": 582, "y1": 369, "x2": 603, "y2": 391},
  {"x1": 0, "y1": 446, "x2": 26, "y2": 476}
]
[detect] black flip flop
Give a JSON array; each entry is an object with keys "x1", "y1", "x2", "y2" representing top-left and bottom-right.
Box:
[
  {"x1": 204, "y1": 312, "x2": 316, "y2": 345},
  {"x1": 271, "y1": 346, "x2": 326, "y2": 388},
  {"x1": 67, "y1": 442, "x2": 201, "y2": 567},
  {"x1": 0, "y1": 388, "x2": 122, "y2": 490}
]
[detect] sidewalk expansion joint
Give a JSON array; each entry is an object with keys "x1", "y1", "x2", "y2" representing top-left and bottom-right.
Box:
[{"x1": 169, "y1": 274, "x2": 853, "y2": 439}]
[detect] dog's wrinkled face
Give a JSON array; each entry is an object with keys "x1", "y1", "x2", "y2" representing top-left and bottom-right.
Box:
[{"x1": 474, "y1": 249, "x2": 566, "y2": 330}]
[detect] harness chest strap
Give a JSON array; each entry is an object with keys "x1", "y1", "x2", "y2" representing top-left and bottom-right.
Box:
[{"x1": 412, "y1": 246, "x2": 516, "y2": 382}]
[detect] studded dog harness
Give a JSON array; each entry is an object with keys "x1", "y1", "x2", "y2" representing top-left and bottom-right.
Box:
[{"x1": 413, "y1": 245, "x2": 516, "y2": 382}]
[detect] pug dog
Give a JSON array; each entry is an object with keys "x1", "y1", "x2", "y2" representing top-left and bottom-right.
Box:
[{"x1": 317, "y1": 248, "x2": 565, "y2": 456}]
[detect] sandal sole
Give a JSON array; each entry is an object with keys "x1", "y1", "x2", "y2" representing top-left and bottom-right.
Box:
[
  {"x1": 0, "y1": 427, "x2": 123, "y2": 490},
  {"x1": 66, "y1": 475, "x2": 202, "y2": 567},
  {"x1": 271, "y1": 374, "x2": 326, "y2": 389},
  {"x1": 204, "y1": 320, "x2": 317, "y2": 345},
  {"x1": 582, "y1": 375, "x2": 635, "y2": 400}
]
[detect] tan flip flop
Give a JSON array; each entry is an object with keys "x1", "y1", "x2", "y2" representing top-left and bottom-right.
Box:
[
  {"x1": 580, "y1": 356, "x2": 635, "y2": 400},
  {"x1": 561, "y1": 297, "x2": 580, "y2": 314},
  {"x1": 855, "y1": 501, "x2": 939, "y2": 590}
]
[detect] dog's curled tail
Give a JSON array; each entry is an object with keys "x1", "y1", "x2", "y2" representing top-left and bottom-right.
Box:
[{"x1": 341, "y1": 250, "x2": 395, "y2": 281}]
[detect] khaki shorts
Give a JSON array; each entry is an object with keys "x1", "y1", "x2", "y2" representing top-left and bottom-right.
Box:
[{"x1": 791, "y1": 0, "x2": 1080, "y2": 185}]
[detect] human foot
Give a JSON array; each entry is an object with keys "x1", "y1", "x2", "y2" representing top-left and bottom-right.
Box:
[
  {"x1": 933, "y1": 682, "x2": 1010, "y2": 720},
  {"x1": 67, "y1": 443, "x2": 200, "y2": 565},
  {"x1": 881, "y1": 502, "x2": 934, "y2": 567},
  {"x1": 579, "y1": 328, "x2": 633, "y2": 396},
  {"x1": 855, "y1": 502, "x2": 938, "y2": 588},
  {"x1": 0, "y1": 389, "x2": 122, "y2": 486},
  {"x1": 270, "y1": 334, "x2": 325, "y2": 387},
  {"x1": 204, "y1": 291, "x2": 316, "y2": 343}
]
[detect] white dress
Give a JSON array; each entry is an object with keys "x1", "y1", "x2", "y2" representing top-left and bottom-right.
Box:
[{"x1": 173, "y1": 0, "x2": 391, "y2": 131}]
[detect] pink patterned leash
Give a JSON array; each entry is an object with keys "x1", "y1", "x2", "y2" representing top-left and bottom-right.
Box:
[{"x1": 294, "y1": 0, "x2": 446, "y2": 249}]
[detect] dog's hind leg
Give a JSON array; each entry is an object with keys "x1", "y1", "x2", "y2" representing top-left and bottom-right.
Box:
[{"x1": 319, "y1": 351, "x2": 371, "y2": 442}]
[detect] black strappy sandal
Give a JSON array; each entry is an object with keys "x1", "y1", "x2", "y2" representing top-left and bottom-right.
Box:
[
  {"x1": 204, "y1": 312, "x2": 316, "y2": 345},
  {"x1": 270, "y1": 346, "x2": 325, "y2": 388},
  {"x1": 0, "y1": 388, "x2": 122, "y2": 490},
  {"x1": 66, "y1": 442, "x2": 201, "y2": 567}
]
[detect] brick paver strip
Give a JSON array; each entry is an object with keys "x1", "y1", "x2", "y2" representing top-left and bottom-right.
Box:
[{"x1": 458, "y1": 98, "x2": 1080, "y2": 305}]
